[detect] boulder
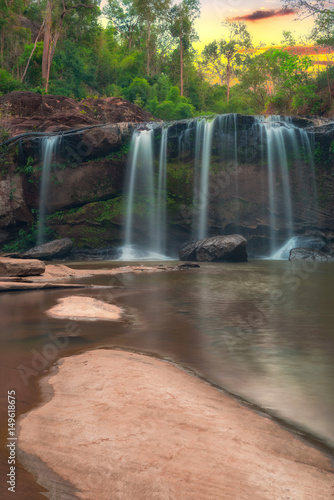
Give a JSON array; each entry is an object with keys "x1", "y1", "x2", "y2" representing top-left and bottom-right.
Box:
[
  {"x1": 0, "y1": 257, "x2": 45, "y2": 277},
  {"x1": 179, "y1": 235, "x2": 248, "y2": 262},
  {"x1": 22, "y1": 238, "x2": 73, "y2": 260},
  {"x1": 289, "y1": 248, "x2": 334, "y2": 262}
]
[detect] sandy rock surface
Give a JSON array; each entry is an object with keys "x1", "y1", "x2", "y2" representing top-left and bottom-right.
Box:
[
  {"x1": 19, "y1": 350, "x2": 333, "y2": 500},
  {"x1": 46, "y1": 296, "x2": 122, "y2": 321},
  {"x1": 0, "y1": 257, "x2": 45, "y2": 277}
]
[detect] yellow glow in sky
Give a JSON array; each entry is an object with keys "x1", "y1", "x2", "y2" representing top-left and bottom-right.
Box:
[
  {"x1": 99, "y1": 0, "x2": 315, "y2": 50},
  {"x1": 194, "y1": 1, "x2": 314, "y2": 50}
]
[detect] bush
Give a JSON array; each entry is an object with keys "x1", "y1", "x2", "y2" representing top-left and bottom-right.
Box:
[
  {"x1": 123, "y1": 77, "x2": 151, "y2": 105},
  {"x1": 0, "y1": 69, "x2": 22, "y2": 95}
]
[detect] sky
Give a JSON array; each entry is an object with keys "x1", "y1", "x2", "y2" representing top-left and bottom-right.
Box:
[
  {"x1": 194, "y1": 0, "x2": 314, "y2": 49},
  {"x1": 99, "y1": 0, "x2": 315, "y2": 49}
]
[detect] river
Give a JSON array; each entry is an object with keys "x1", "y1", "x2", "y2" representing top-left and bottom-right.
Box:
[{"x1": 0, "y1": 259, "x2": 333, "y2": 496}]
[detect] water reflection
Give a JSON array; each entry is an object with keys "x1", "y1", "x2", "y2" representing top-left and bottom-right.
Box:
[{"x1": 1, "y1": 260, "x2": 334, "y2": 449}]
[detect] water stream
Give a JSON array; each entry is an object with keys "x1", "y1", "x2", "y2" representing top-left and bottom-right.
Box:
[{"x1": 37, "y1": 136, "x2": 58, "y2": 245}]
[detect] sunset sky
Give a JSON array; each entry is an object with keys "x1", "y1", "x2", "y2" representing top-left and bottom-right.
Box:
[
  {"x1": 99, "y1": 0, "x2": 315, "y2": 49},
  {"x1": 194, "y1": 0, "x2": 314, "y2": 49}
]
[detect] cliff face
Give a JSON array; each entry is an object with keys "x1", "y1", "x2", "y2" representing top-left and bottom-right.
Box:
[{"x1": 1, "y1": 100, "x2": 334, "y2": 255}]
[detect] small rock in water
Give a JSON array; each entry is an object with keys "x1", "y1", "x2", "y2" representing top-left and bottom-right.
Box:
[{"x1": 178, "y1": 263, "x2": 201, "y2": 269}]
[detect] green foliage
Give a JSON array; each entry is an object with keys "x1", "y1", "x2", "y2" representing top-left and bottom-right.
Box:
[
  {"x1": 2, "y1": 221, "x2": 56, "y2": 253},
  {"x1": 0, "y1": 69, "x2": 21, "y2": 94},
  {"x1": 123, "y1": 77, "x2": 151, "y2": 104}
]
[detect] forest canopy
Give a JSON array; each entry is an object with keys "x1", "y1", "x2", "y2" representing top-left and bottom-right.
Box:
[{"x1": 1, "y1": 0, "x2": 334, "y2": 119}]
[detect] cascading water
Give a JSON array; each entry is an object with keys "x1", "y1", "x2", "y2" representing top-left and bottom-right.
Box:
[
  {"x1": 121, "y1": 114, "x2": 317, "y2": 260},
  {"x1": 254, "y1": 117, "x2": 291, "y2": 255},
  {"x1": 121, "y1": 127, "x2": 170, "y2": 260},
  {"x1": 37, "y1": 136, "x2": 58, "y2": 245},
  {"x1": 121, "y1": 129, "x2": 155, "y2": 260},
  {"x1": 216, "y1": 114, "x2": 239, "y2": 226},
  {"x1": 193, "y1": 117, "x2": 217, "y2": 240},
  {"x1": 255, "y1": 116, "x2": 318, "y2": 258},
  {"x1": 153, "y1": 126, "x2": 169, "y2": 255}
]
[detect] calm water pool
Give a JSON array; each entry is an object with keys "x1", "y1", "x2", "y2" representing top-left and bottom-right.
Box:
[{"x1": 1, "y1": 259, "x2": 334, "y2": 495}]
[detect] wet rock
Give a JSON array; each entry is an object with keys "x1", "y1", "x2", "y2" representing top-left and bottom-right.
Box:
[
  {"x1": 178, "y1": 262, "x2": 201, "y2": 269},
  {"x1": 0, "y1": 257, "x2": 45, "y2": 276},
  {"x1": 289, "y1": 248, "x2": 334, "y2": 262},
  {"x1": 0, "y1": 174, "x2": 33, "y2": 227},
  {"x1": 22, "y1": 238, "x2": 73, "y2": 260},
  {"x1": 179, "y1": 235, "x2": 248, "y2": 262}
]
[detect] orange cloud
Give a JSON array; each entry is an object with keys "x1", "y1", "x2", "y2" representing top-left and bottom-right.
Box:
[{"x1": 228, "y1": 9, "x2": 296, "y2": 22}]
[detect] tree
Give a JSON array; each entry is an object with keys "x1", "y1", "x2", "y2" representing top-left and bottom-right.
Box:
[
  {"x1": 202, "y1": 21, "x2": 252, "y2": 102},
  {"x1": 221, "y1": 21, "x2": 252, "y2": 102},
  {"x1": 201, "y1": 41, "x2": 226, "y2": 86},
  {"x1": 134, "y1": 0, "x2": 171, "y2": 76},
  {"x1": 103, "y1": 0, "x2": 140, "y2": 50},
  {"x1": 168, "y1": 0, "x2": 199, "y2": 96},
  {"x1": 282, "y1": 0, "x2": 334, "y2": 18},
  {"x1": 310, "y1": 11, "x2": 334, "y2": 102},
  {"x1": 281, "y1": 30, "x2": 297, "y2": 47},
  {"x1": 41, "y1": 0, "x2": 99, "y2": 92},
  {"x1": 238, "y1": 53, "x2": 270, "y2": 110}
]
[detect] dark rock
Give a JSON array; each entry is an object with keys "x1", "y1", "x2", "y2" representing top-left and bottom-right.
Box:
[
  {"x1": 178, "y1": 262, "x2": 200, "y2": 269},
  {"x1": 68, "y1": 246, "x2": 118, "y2": 261},
  {"x1": 0, "y1": 257, "x2": 45, "y2": 276},
  {"x1": 179, "y1": 235, "x2": 247, "y2": 262},
  {"x1": 289, "y1": 248, "x2": 333, "y2": 262},
  {"x1": 22, "y1": 238, "x2": 73, "y2": 260},
  {"x1": 0, "y1": 92, "x2": 159, "y2": 136}
]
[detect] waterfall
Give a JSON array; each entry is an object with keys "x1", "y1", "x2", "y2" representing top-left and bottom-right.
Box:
[
  {"x1": 121, "y1": 127, "x2": 170, "y2": 260},
  {"x1": 193, "y1": 117, "x2": 217, "y2": 240},
  {"x1": 192, "y1": 118, "x2": 205, "y2": 238},
  {"x1": 37, "y1": 136, "x2": 58, "y2": 246},
  {"x1": 153, "y1": 126, "x2": 169, "y2": 255},
  {"x1": 217, "y1": 114, "x2": 239, "y2": 227},
  {"x1": 121, "y1": 129, "x2": 155, "y2": 260},
  {"x1": 120, "y1": 114, "x2": 317, "y2": 260},
  {"x1": 256, "y1": 117, "x2": 295, "y2": 255},
  {"x1": 254, "y1": 116, "x2": 317, "y2": 258}
]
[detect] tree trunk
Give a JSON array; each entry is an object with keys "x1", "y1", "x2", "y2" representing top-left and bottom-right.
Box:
[
  {"x1": 180, "y1": 36, "x2": 183, "y2": 96},
  {"x1": 146, "y1": 20, "x2": 151, "y2": 76},
  {"x1": 226, "y1": 59, "x2": 231, "y2": 103},
  {"x1": 0, "y1": 32, "x2": 4, "y2": 69},
  {"x1": 42, "y1": 0, "x2": 52, "y2": 87},
  {"x1": 21, "y1": 21, "x2": 45, "y2": 83},
  {"x1": 325, "y1": 50, "x2": 332, "y2": 103}
]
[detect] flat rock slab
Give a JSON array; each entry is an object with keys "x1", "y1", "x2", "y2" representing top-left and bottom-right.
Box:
[
  {"x1": 27, "y1": 264, "x2": 176, "y2": 281},
  {"x1": 19, "y1": 350, "x2": 333, "y2": 500},
  {"x1": 46, "y1": 296, "x2": 122, "y2": 321},
  {"x1": 0, "y1": 282, "x2": 91, "y2": 292},
  {"x1": 0, "y1": 257, "x2": 45, "y2": 277}
]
